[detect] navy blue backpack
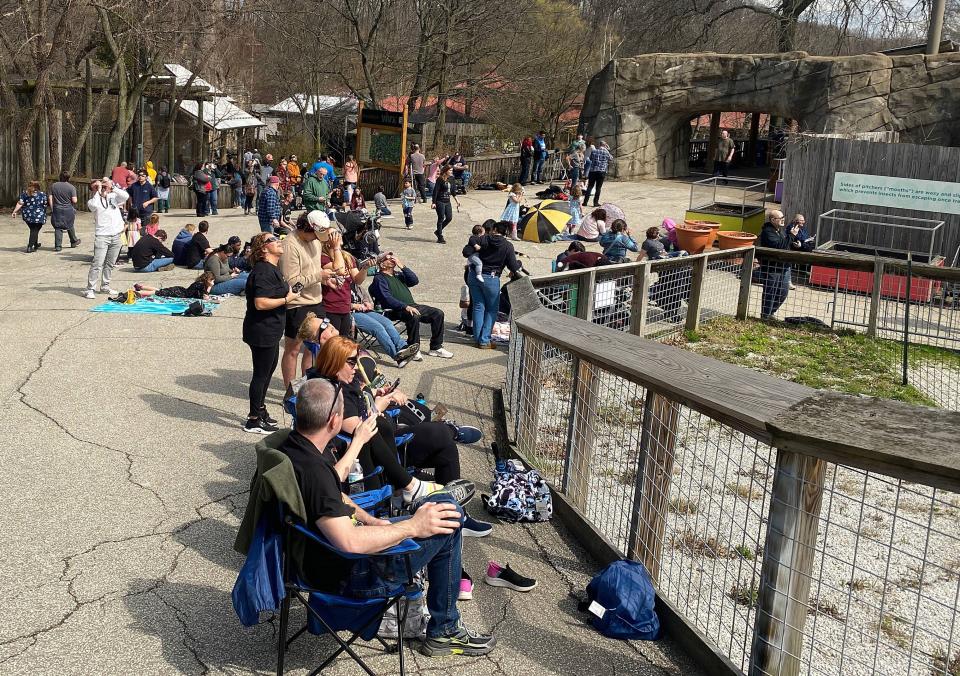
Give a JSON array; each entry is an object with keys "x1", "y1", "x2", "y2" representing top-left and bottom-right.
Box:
[{"x1": 579, "y1": 559, "x2": 661, "y2": 640}]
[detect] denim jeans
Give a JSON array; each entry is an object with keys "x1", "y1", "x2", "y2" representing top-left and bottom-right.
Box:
[
  {"x1": 353, "y1": 311, "x2": 406, "y2": 358},
  {"x1": 468, "y1": 273, "x2": 500, "y2": 346},
  {"x1": 135, "y1": 257, "x2": 174, "y2": 273},
  {"x1": 208, "y1": 189, "x2": 219, "y2": 215},
  {"x1": 343, "y1": 494, "x2": 463, "y2": 639},
  {"x1": 761, "y1": 266, "x2": 791, "y2": 318},
  {"x1": 211, "y1": 272, "x2": 248, "y2": 295},
  {"x1": 87, "y1": 234, "x2": 122, "y2": 291},
  {"x1": 532, "y1": 157, "x2": 545, "y2": 182}
]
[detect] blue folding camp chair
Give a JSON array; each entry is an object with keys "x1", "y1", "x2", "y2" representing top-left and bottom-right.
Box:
[{"x1": 232, "y1": 440, "x2": 423, "y2": 676}]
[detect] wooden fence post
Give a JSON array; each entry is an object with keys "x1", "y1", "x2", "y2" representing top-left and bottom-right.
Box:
[
  {"x1": 576, "y1": 269, "x2": 597, "y2": 322},
  {"x1": 685, "y1": 256, "x2": 709, "y2": 332},
  {"x1": 750, "y1": 449, "x2": 826, "y2": 676},
  {"x1": 867, "y1": 260, "x2": 885, "y2": 338},
  {"x1": 627, "y1": 393, "x2": 680, "y2": 582},
  {"x1": 630, "y1": 262, "x2": 652, "y2": 336},
  {"x1": 737, "y1": 247, "x2": 757, "y2": 320},
  {"x1": 566, "y1": 357, "x2": 600, "y2": 511}
]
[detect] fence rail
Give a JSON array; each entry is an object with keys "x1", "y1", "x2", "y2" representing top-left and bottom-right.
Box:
[
  {"x1": 58, "y1": 178, "x2": 233, "y2": 213},
  {"x1": 504, "y1": 275, "x2": 960, "y2": 676}
]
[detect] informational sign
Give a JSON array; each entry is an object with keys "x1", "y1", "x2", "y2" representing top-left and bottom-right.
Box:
[
  {"x1": 355, "y1": 102, "x2": 408, "y2": 180},
  {"x1": 832, "y1": 171, "x2": 960, "y2": 215}
]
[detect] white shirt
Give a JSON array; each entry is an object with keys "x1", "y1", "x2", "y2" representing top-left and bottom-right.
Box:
[{"x1": 87, "y1": 187, "x2": 129, "y2": 237}]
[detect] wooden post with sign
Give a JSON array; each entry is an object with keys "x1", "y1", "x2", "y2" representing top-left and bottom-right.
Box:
[{"x1": 355, "y1": 103, "x2": 409, "y2": 197}]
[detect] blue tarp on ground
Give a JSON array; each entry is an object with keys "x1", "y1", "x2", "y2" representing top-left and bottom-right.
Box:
[{"x1": 89, "y1": 297, "x2": 220, "y2": 315}]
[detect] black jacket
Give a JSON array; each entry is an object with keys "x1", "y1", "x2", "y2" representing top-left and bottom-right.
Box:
[
  {"x1": 462, "y1": 234, "x2": 521, "y2": 277},
  {"x1": 759, "y1": 222, "x2": 791, "y2": 270},
  {"x1": 129, "y1": 234, "x2": 174, "y2": 270},
  {"x1": 183, "y1": 232, "x2": 210, "y2": 269}
]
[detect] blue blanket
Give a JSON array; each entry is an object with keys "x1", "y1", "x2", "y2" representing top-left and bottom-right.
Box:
[{"x1": 90, "y1": 297, "x2": 220, "y2": 315}]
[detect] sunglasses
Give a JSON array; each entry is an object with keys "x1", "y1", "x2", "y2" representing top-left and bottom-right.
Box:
[
  {"x1": 345, "y1": 354, "x2": 359, "y2": 367},
  {"x1": 311, "y1": 317, "x2": 331, "y2": 343},
  {"x1": 265, "y1": 236, "x2": 280, "y2": 243},
  {"x1": 324, "y1": 377, "x2": 343, "y2": 422}
]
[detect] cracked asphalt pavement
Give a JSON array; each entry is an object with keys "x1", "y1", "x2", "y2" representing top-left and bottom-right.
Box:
[{"x1": 0, "y1": 181, "x2": 702, "y2": 675}]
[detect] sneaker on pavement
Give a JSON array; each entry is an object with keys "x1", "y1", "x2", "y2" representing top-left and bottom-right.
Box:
[
  {"x1": 411, "y1": 350, "x2": 423, "y2": 361},
  {"x1": 396, "y1": 343, "x2": 419, "y2": 363},
  {"x1": 428, "y1": 347, "x2": 453, "y2": 359},
  {"x1": 259, "y1": 408, "x2": 278, "y2": 425},
  {"x1": 420, "y1": 622, "x2": 496, "y2": 657},
  {"x1": 485, "y1": 561, "x2": 536, "y2": 591},
  {"x1": 102, "y1": 287, "x2": 118, "y2": 295},
  {"x1": 459, "y1": 572, "x2": 474, "y2": 601},
  {"x1": 452, "y1": 424, "x2": 482, "y2": 444},
  {"x1": 83, "y1": 289, "x2": 96, "y2": 299},
  {"x1": 71, "y1": 238, "x2": 81, "y2": 248},
  {"x1": 159, "y1": 263, "x2": 176, "y2": 272},
  {"x1": 243, "y1": 417, "x2": 278, "y2": 434},
  {"x1": 462, "y1": 514, "x2": 493, "y2": 537}
]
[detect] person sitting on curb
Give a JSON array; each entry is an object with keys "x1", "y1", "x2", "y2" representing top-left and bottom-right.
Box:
[
  {"x1": 129, "y1": 229, "x2": 175, "y2": 273},
  {"x1": 183, "y1": 220, "x2": 212, "y2": 270},
  {"x1": 370, "y1": 254, "x2": 453, "y2": 359},
  {"x1": 277, "y1": 378, "x2": 497, "y2": 658},
  {"x1": 172, "y1": 224, "x2": 196, "y2": 266},
  {"x1": 205, "y1": 243, "x2": 249, "y2": 295}
]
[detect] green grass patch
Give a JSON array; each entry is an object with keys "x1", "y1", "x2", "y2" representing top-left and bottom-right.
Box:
[{"x1": 680, "y1": 317, "x2": 938, "y2": 406}]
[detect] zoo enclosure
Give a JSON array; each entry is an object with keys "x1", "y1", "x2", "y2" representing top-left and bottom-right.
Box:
[
  {"x1": 522, "y1": 247, "x2": 960, "y2": 411},
  {"x1": 503, "y1": 275, "x2": 960, "y2": 676}
]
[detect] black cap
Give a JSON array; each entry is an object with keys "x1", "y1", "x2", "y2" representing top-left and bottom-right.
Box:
[{"x1": 227, "y1": 235, "x2": 241, "y2": 245}]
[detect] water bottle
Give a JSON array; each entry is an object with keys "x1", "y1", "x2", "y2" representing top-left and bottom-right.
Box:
[{"x1": 348, "y1": 459, "x2": 364, "y2": 494}]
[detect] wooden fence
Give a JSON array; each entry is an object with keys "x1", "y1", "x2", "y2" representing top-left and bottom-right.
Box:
[
  {"x1": 63, "y1": 178, "x2": 234, "y2": 212},
  {"x1": 503, "y1": 274, "x2": 960, "y2": 676},
  {"x1": 782, "y1": 137, "x2": 960, "y2": 263},
  {"x1": 358, "y1": 152, "x2": 522, "y2": 197}
]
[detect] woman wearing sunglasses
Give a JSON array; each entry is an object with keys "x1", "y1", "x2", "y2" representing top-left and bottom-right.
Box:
[
  {"x1": 242, "y1": 232, "x2": 300, "y2": 434},
  {"x1": 311, "y1": 337, "x2": 489, "y2": 531}
]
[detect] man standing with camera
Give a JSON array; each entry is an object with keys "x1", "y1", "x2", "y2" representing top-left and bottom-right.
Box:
[{"x1": 84, "y1": 178, "x2": 129, "y2": 299}]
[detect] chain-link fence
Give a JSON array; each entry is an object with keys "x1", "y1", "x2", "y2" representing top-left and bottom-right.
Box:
[{"x1": 504, "y1": 299, "x2": 960, "y2": 676}]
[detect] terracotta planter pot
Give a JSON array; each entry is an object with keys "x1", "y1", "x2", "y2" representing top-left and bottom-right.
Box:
[
  {"x1": 685, "y1": 219, "x2": 721, "y2": 246},
  {"x1": 676, "y1": 224, "x2": 713, "y2": 254},
  {"x1": 717, "y1": 231, "x2": 757, "y2": 250}
]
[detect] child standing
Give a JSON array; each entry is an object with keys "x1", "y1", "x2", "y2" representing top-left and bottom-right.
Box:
[
  {"x1": 145, "y1": 213, "x2": 161, "y2": 238},
  {"x1": 401, "y1": 179, "x2": 416, "y2": 229},
  {"x1": 566, "y1": 185, "x2": 584, "y2": 235},
  {"x1": 500, "y1": 183, "x2": 524, "y2": 240},
  {"x1": 373, "y1": 185, "x2": 392, "y2": 217},
  {"x1": 156, "y1": 167, "x2": 171, "y2": 213}
]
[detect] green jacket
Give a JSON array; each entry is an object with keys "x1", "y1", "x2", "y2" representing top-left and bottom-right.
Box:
[
  {"x1": 234, "y1": 430, "x2": 308, "y2": 564},
  {"x1": 302, "y1": 174, "x2": 329, "y2": 212}
]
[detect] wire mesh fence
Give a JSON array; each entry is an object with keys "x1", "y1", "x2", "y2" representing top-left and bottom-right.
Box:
[{"x1": 504, "y1": 315, "x2": 960, "y2": 676}]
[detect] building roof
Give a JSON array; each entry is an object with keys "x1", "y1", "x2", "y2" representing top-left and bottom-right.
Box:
[
  {"x1": 269, "y1": 94, "x2": 357, "y2": 116},
  {"x1": 161, "y1": 64, "x2": 263, "y2": 131}
]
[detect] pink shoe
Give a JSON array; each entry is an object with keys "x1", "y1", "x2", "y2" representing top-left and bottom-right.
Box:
[{"x1": 459, "y1": 576, "x2": 474, "y2": 601}]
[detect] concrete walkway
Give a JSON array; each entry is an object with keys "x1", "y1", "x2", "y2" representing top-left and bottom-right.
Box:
[{"x1": 0, "y1": 180, "x2": 701, "y2": 674}]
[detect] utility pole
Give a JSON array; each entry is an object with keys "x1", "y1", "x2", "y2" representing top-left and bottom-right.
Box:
[{"x1": 926, "y1": 0, "x2": 946, "y2": 54}]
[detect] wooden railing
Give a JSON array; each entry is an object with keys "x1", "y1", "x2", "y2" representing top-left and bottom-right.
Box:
[
  {"x1": 503, "y1": 275, "x2": 960, "y2": 676},
  {"x1": 62, "y1": 177, "x2": 234, "y2": 213}
]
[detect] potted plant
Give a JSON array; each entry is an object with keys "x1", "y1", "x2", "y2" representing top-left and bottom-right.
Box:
[
  {"x1": 684, "y1": 219, "x2": 721, "y2": 246},
  {"x1": 676, "y1": 223, "x2": 713, "y2": 254},
  {"x1": 717, "y1": 231, "x2": 757, "y2": 249}
]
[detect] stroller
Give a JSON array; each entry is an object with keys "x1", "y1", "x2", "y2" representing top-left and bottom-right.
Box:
[{"x1": 337, "y1": 210, "x2": 382, "y2": 262}]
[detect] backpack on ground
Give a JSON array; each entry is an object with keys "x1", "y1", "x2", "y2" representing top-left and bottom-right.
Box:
[
  {"x1": 578, "y1": 559, "x2": 660, "y2": 640},
  {"x1": 483, "y1": 444, "x2": 552, "y2": 523}
]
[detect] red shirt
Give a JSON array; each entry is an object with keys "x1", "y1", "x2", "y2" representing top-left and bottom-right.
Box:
[{"x1": 321, "y1": 254, "x2": 353, "y2": 314}]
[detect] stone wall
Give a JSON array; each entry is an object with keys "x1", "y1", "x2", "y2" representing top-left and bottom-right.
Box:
[{"x1": 580, "y1": 51, "x2": 960, "y2": 179}]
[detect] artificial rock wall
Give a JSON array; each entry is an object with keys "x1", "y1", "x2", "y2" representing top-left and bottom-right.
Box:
[{"x1": 580, "y1": 51, "x2": 960, "y2": 179}]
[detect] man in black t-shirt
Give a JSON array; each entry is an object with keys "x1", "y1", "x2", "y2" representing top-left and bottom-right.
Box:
[
  {"x1": 183, "y1": 220, "x2": 212, "y2": 269},
  {"x1": 282, "y1": 379, "x2": 496, "y2": 658},
  {"x1": 130, "y1": 229, "x2": 175, "y2": 272}
]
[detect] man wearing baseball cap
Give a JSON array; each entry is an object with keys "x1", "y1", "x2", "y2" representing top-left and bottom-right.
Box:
[
  {"x1": 257, "y1": 175, "x2": 282, "y2": 233},
  {"x1": 279, "y1": 210, "x2": 336, "y2": 387}
]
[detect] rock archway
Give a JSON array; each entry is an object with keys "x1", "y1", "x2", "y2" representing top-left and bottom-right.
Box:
[{"x1": 580, "y1": 51, "x2": 960, "y2": 179}]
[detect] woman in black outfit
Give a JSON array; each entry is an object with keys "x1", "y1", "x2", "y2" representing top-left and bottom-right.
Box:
[
  {"x1": 431, "y1": 165, "x2": 458, "y2": 244},
  {"x1": 192, "y1": 163, "x2": 211, "y2": 218},
  {"x1": 242, "y1": 232, "x2": 300, "y2": 434}
]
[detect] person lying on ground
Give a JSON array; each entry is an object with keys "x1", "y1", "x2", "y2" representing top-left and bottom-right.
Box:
[{"x1": 132, "y1": 271, "x2": 215, "y2": 300}]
